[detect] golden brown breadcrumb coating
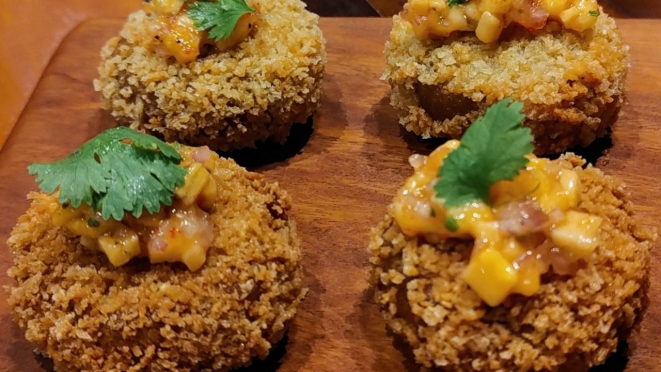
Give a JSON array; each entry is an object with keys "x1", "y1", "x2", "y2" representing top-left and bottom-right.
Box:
[
  {"x1": 383, "y1": 13, "x2": 629, "y2": 155},
  {"x1": 369, "y1": 155, "x2": 655, "y2": 371},
  {"x1": 8, "y1": 158, "x2": 303, "y2": 372},
  {"x1": 94, "y1": 0, "x2": 326, "y2": 151}
]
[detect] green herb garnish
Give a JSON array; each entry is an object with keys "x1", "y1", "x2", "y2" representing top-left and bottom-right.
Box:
[
  {"x1": 87, "y1": 218, "x2": 100, "y2": 228},
  {"x1": 188, "y1": 0, "x2": 255, "y2": 42},
  {"x1": 448, "y1": 0, "x2": 468, "y2": 6},
  {"x1": 28, "y1": 127, "x2": 186, "y2": 221},
  {"x1": 589, "y1": 10, "x2": 599, "y2": 16},
  {"x1": 445, "y1": 216, "x2": 459, "y2": 232},
  {"x1": 435, "y1": 99, "x2": 532, "y2": 208}
]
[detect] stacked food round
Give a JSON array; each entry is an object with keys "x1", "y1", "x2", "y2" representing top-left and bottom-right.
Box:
[
  {"x1": 383, "y1": 0, "x2": 629, "y2": 154},
  {"x1": 8, "y1": 128, "x2": 303, "y2": 371},
  {"x1": 95, "y1": 0, "x2": 326, "y2": 151},
  {"x1": 369, "y1": 100, "x2": 654, "y2": 371}
]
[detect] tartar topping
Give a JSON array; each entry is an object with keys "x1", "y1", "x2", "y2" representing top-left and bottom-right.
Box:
[
  {"x1": 145, "y1": 0, "x2": 259, "y2": 64},
  {"x1": 53, "y1": 145, "x2": 218, "y2": 271},
  {"x1": 403, "y1": 0, "x2": 600, "y2": 43},
  {"x1": 391, "y1": 100, "x2": 602, "y2": 306}
]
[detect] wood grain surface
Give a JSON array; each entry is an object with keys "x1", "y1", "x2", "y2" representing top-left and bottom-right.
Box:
[{"x1": 0, "y1": 17, "x2": 660, "y2": 372}]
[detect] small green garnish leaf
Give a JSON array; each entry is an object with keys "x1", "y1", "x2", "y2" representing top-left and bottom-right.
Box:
[
  {"x1": 87, "y1": 218, "x2": 100, "y2": 228},
  {"x1": 589, "y1": 10, "x2": 599, "y2": 16},
  {"x1": 28, "y1": 127, "x2": 186, "y2": 221},
  {"x1": 188, "y1": 0, "x2": 255, "y2": 42},
  {"x1": 445, "y1": 216, "x2": 459, "y2": 232},
  {"x1": 448, "y1": 0, "x2": 468, "y2": 6},
  {"x1": 435, "y1": 99, "x2": 532, "y2": 208}
]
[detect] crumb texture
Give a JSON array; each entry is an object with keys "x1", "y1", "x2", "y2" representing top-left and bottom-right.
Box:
[
  {"x1": 95, "y1": 0, "x2": 326, "y2": 151},
  {"x1": 383, "y1": 14, "x2": 629, "y2": 154},
  {"x1": 369, "y1": 155, "x2": 655, "y2": 371},
  {"x1": 8, "y1": 158, "x2": 303, "y2": 372}
]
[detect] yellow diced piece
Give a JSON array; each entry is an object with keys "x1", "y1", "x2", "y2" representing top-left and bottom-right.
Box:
[
  {"x1": 197, "y1": 176, "x2": 218, "y2": 211},
  {"x1": 511, "y1": 264, "x2": 541, "y2": 296},
  {"x1": 181, "y1": 245, "x2": 207, "y2": 271},
  {"x1": 542, "y1": 0, "x2": 570, "y2": 17},
  {"x1": 66, "y1": 220, "x2": 105, "y2": 239},
  {"x1": 98, "y1": 230, "x2": 141, "y2": 267},
  {"x1": 559, "y1": 170, "x2": 581, "y2": 209},
  {"x1": 559, "y1": 7, "x2": 580, "y2": 27},
  {"x1": 429, "y1": 0, "x2": 446, "y2": 12},
  {"x1": 463, "y1": 248, "x2": 518, "y2": 306},
  {"x1": 475, "y1": 11, "x2": 503, "y2": 43},
  {"x1": 409, "y1": 0, "x2": 431, "y2": 14},
  {"x1": 551, "y1": 211, "x2": 602, "y2": 259},
  {"x1": 500, "y1": 238, "x2": 527, "y2": 263},
  {"x1": 52, "y1": 206, "x2": 85, "y2": 227},
  {"x1": 447, "y1": 6, "x2": 470, "y2": 30},
  {"x1": 480, "y1": 0, "x2": 512, "y2": 15},
  {"x1": 161, "y1": 14, "x2": 202, "y2": 64},
  {"x1": 146, "y1": 0, "x2": 184, "y2": 15},
  {"x1": 215, "y1": 12, "x2": 258, "y2": 52},
  {"x1": 175, "y1": 163, "x2": 211, "y2": 206}
]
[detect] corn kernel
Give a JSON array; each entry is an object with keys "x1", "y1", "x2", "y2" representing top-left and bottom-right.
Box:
[
  {"x1": 551, "y1": 211, "x2": 602, "y2": 259},
  {"x1": 463, "y1": 248, "x2": 518, "y2": 306},
  {"x1": 475, "y1": 11, "x2": 503, "y2": 43},
  {"x1": 447, "y1": 6, "x2": 470, "y2": 30},
  {"x1": 175, "y1": 163, "x2": 211, "y2": 206},
  {"x1": 560, "y1": 7, "x2": 580, "y2": 26},
  {"x1": 146, "y1": 0, "x2": 184, "y2": 15}
]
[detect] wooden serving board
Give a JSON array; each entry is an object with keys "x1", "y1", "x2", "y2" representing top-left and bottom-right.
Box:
[{"x1": 0, "y1": 18, "x2": 660, "y2": 372}]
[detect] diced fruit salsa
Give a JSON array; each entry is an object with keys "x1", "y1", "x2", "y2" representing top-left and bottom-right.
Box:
[
  {"x1": 145, "y1": 0, "x2": 259, "y2": 63},
  {"x1": 403, "y1": 0, "x2": 600, "y2": 43},
  {"x1": 390, "y1": 100, "x2": 602, "y2": 306}
]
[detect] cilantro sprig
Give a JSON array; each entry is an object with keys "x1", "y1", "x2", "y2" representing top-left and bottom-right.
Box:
[
  {"x1": 28, "y1": 127, "x2": 186, "y2": 221},
  {"x1": 435, "y1": 99, "x2": 532, "y2": 208},
  {"x1": 188, "y1": 0, "x2": 255, "y2": 42}
]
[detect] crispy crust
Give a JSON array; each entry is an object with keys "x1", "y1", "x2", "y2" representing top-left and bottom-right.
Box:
[
  {"x1": 369, "y1": 155, "x2": 655, "y2": 371},
  {"x1": 383, "y1": 13, "x2": 629, "y2": 155},
  {"x1": 94, "y1": 0, "x2": 326, "y2": 151},
  {"x1": 8, "y1": 158, "x2": 303, "y2": 372}
]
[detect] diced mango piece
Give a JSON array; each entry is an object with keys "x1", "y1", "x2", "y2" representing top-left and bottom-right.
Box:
[
  {"x1": 480, "y1": 0, "x2": 512, "y2": 15},
  {"x1": 463, "y1": 248, "x2": 518, "y2": 306},
  {"x1": 542, "y1": 0, "x2": 569, "y2": 17},
  {"x1": 215, "y1": 13, "x2": 259, "y2": 52},
  {"x1": 98, "y1": 230, "x2": 141, "y2": 267},
  {"x1": 511, "y1": 263, "x2": 541, "y2": 296},
  {"x1": 175, "y1": 163, "x2": 211, "y2": 206},
  {"x1": 551, "y1": 211, "x2": 602, "y2": 259},
  {"x1": 160, "y1": 14, "x2": 202, "y2": 64}
]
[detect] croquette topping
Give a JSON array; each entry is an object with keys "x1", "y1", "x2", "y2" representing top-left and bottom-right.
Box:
[
  {"x1": 28, "y1": 128, "x2": 219, "y2": 271},
  {"x1": 391, "y1": 101, "x2": 602, "y2": 306},
  {"x1": 403, "y1": 0, "x2": 600, "y2": 43},
  {"x1": 145, "y1": 0, "x2": 259, "y2": 63},
  {"x1": 52, "y1": 145, "x2": 218, "y2": 270}
]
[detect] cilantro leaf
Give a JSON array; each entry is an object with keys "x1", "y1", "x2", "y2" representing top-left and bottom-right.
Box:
[
  {"x1": 188, "y1": 0, "x2": 255, "y2": 42},
  {"x1": 448, "y1": 0, "x2": 468, "y2": 6},
  {"x1": 28, "y1": 127, "x2": 186, "y2": 221},
  {"x1": 589, "y1": 10, "x2": 599, "y2": 16},
  {"x1": 435, "y1": 99, "x2": 532, "y2": 208}
]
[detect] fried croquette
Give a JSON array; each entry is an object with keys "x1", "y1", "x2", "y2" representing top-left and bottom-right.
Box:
[
  {"x1": 369, "y1": 154, "x2": 655, "y2": 371},
  {"x1": 94, "y1": 0, "x2": 326, "y2": 151},
  {"x1": 8, "y1": 158, "x2": 303, "y2": 372},
  {"x1": 383, "y1": 13, "x2": 629, "y2": 155}
]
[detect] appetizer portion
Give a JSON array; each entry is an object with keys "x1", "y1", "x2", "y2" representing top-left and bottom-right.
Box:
[
  {"x1": 95, "y1": 0, "x2": 326, "y2": 151},
  {"x1": 8, "y1": 128, "x2": 303, "y2": 371},
  {"x1": 384, "y1": 0, "x2": 628, "y2": 154},
  {"x1": 369, "y1": 101, "x2": 654, "y2": 371}
]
